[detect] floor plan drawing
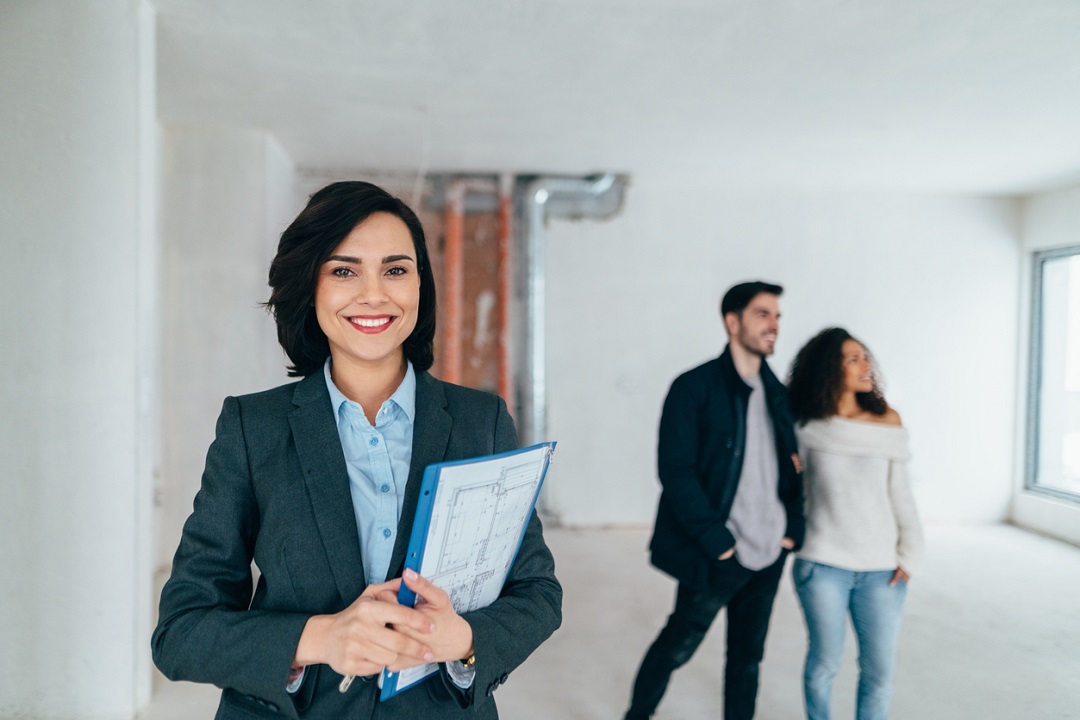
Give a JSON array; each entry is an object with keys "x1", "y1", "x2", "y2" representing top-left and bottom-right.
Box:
[
  {"x1": 382, "y1": 442, "x2": 555, "y2": 700},
  {"x1": 425, "y1": 456, "x2": 548, "y2": 611}
]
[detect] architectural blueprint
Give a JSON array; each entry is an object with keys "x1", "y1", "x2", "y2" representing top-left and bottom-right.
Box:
[{"x1": 380, "y1": 442, "x2": 556, "y2": 700}]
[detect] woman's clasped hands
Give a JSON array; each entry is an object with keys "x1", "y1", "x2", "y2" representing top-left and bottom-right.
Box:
[{"x1": 293, "y1": 569, "x2": 474, "y2": 679}]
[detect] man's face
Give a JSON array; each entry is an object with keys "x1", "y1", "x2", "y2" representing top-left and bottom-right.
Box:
[{"x1": 726, "y1": 293, "x2": 780, "y2": 357}]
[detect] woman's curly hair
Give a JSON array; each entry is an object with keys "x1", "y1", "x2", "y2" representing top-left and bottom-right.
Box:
[{"x1": 787, "y1": 327, "x2": 888, "y2": 425}]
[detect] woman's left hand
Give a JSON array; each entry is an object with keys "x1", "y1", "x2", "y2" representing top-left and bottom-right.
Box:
[
  {"x1": 375, "y1": 569, "x2": 475, "y2": 664},
  {"x1": 889, "y1": 567, "x2": 910, "y2": 586}
]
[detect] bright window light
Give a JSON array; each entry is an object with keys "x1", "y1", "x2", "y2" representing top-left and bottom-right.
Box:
[{"x1": 1028, "y1": 246, "x2": 1080, "y2": 499}]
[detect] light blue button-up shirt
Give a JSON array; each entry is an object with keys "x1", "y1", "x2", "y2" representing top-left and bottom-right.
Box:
[{"x1": 323, "y1": 358, "x2": 415, "y2": 586}]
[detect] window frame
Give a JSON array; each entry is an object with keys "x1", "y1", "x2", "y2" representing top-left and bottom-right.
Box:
[{"x1": 1025, "y1": 243, "x2": 1080, "y2": 502}]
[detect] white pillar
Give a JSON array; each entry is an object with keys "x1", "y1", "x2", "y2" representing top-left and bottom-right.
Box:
[
  {"x1": 0, "y1": 1, "x2": 158, "y2": 717},
  {"x1": 157, "y1": 126, "x2": 295, "y2": 572}
]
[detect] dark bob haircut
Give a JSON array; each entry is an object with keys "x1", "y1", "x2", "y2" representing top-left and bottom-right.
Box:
[
  {"x1": 266, "y1": 181, "x2": 437, "y2": 377},
  {"x1": 786, "y1": 327, "x2": 888, "y2": 425},
  {"x1": 721, "y1": 280, "x2": 784, "y2": 317}
]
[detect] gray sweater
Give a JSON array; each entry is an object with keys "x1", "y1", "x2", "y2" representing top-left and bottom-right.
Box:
[{"x1": 796, "y1": 417, "x2": 924, "y2": 575}]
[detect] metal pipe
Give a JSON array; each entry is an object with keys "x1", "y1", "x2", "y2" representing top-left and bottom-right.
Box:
[{"x1": 520, "y1": 173, "x2": 623, "y2": 445}]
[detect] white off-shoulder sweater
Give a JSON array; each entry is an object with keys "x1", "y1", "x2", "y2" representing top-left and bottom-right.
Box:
[{"x1": 796, "y1": 417, "x2": 924, "y2": 575}]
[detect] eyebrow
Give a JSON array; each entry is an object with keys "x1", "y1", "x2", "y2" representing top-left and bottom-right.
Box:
[{"x1": 326, "y1": 254, "x2": 416, "y2": 264}]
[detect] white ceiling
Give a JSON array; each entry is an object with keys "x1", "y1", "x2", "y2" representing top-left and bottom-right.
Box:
[{"x1": 154, "y1": 0, "x2": 1080, "y2": 195}]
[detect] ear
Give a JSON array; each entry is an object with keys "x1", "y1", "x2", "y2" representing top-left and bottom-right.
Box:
[{"x1": 722, "y1": 311, "x2": 738, "y2": 336}]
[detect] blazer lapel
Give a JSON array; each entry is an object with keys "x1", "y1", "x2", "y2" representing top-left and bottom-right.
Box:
[
  {"x1": 289, "y1": 373, "x2": 367, "y2": 604},
  {"x1": 386, "y1": 371, "x2": 451, "y2": 580}
]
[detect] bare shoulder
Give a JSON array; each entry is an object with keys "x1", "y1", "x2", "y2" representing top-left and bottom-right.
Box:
[{"x1": 881, "y1": 407, "x2": 903, "y2": 427}]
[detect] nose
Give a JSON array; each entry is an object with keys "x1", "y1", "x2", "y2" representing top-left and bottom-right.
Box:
[{"x1": 354, "y1": 272, "x2": 388, "y2": 305}]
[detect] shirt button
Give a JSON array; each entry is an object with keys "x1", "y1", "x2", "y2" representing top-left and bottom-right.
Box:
[
  {"x1": 383, "y1": 528, "x2": 392, "y2": 539},
  {"x1": 380, "y1": 484, "x2": 390, "y2": 493},
  {"x1": 369, "y1": 437, "x2": 379, "y2": 446}
]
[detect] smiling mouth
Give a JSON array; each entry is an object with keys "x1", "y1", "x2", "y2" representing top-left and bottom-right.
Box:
[{"x1": 348, "y1": 316, "x2": 393, "y2": 331}]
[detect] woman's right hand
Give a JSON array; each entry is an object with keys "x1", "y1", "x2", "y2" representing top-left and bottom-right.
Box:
[{"x1": 293, "y1": 580, "x2": 436, "y2": 677}]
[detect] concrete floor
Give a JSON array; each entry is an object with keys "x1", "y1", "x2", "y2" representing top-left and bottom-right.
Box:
[{"x1": 142, "y1": 524, "x2": 1080, "y2": 719}]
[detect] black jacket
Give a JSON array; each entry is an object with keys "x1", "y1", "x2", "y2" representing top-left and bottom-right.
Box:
[{"x1": 649, "y1": 347, "x2": 805, "y2": 588}]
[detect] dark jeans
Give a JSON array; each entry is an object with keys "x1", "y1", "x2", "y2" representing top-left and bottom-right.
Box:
[{"x1": 625, "y1": 550, "x2": 789, "y2": 720}]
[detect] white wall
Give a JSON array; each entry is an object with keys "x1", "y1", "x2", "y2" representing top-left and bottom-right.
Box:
[
  {"x1": 542, "y1": 175, "x2": 1021, "y2": 528},
  {"x1": 157, "y1": 126, "x2": 297, "y2": 571},
  {"x1": 1013, "y1": 184, "x2": 1080, "y2": 545},
  {"x1": 0, "y1": 1, "x2": 157, "y2": 717}
]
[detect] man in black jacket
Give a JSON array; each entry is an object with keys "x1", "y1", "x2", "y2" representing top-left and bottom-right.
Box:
[{"x1": 624, "y1": 281, "x2": 805, "y2": 720}]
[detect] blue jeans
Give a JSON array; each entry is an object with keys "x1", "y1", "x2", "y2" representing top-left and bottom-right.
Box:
[{"x1": 792, "y1": 558, "x2": 907, "y2": 720}]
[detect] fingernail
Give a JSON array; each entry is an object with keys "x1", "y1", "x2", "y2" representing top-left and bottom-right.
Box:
[
  {"x1": 429, "y1": 623, "x2": 436, "y2": 633},
  {"x1": 404, "y1": 569, "x2": 418, "y2": 581},
  {"x1": 424, "y1": 651, "x2": 434, "y2": 661}
]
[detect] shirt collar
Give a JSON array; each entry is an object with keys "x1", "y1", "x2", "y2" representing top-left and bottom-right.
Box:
[{"x1": 322, "y1": 357, "x2": 416, "y2": 423}]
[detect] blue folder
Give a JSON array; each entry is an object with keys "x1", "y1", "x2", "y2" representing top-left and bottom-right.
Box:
[{"x1": 379, "y1": 441, "x2": 556, "y2": 701}]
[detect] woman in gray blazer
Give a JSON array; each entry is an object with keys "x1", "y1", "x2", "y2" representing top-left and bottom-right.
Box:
[{"x1": 152, "y1": 181, "x2": 562, "y2": 720}]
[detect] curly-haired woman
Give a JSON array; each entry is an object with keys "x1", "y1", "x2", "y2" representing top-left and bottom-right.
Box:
[{"x1": 786, "y1": 327, "x2": 923, "y2": 720}]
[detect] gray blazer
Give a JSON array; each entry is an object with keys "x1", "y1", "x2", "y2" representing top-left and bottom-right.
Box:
[{"x1": 152, "y1": 371, "x2": 562, "y2": 719}]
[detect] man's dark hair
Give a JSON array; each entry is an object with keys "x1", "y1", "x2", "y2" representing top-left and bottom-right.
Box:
[
  {"x1": 265, "y1": 181, "x2": 437, "y2": 377},
  {"x1": 720, "y1": 280, "x2": 784, "y2": 317},
  {"x1": 786, "y1": 326, "x2": 889, "y2": 424}
]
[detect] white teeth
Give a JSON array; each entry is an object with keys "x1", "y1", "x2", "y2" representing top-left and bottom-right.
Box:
[{"x1": 351, "y1": 317, "x2": 390, "y2": 328}]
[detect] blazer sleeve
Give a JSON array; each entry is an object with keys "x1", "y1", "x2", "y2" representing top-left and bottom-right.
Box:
[
  {"x1": 151, "y1": 397, "x2": 311, "y2": 719},
  {"x1": 656, "y1": 374, "x2": 736, "y2": 559},
  {"x1": 439, "y1": 397, "x2": 563, "y2": 708}
]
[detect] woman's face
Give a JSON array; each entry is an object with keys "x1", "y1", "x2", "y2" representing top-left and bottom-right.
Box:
[
  {"x1": 314, "y1": 212, "x2": 421, "y2": 374},
  {"x1": 840, "y1": 339, "x2": 874, "y2": 394}
]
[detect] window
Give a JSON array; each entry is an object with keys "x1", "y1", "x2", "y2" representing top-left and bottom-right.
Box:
[{"x1": 1027, "y1": 245, "x2": 1080, "y2": 499}]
